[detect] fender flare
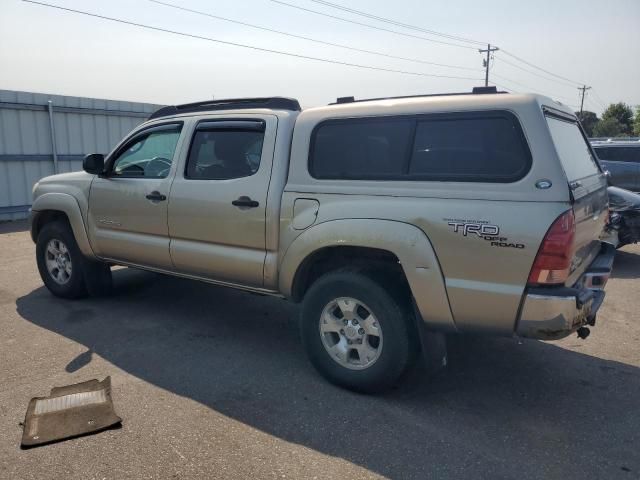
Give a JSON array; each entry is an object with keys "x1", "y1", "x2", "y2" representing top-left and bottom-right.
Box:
[
  {"x1": 279, "y1": 219, "x2": 456, "y2": 332},
  {"x1": 31, "y1": 193, "x2": 95, "y2": 258}
]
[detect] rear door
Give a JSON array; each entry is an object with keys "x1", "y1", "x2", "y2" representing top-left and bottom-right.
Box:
[
  {"x1": 545, "y1": 110, "x2": 608, "y2": 284},
  {"x1": 167, "y1": 115, "x2": 277, "y2": 287},
  {"x1": 593, "y1": 146, "x2": 640, "y2": 192}
]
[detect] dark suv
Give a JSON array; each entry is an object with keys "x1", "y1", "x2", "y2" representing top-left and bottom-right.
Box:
[{"x1": 591, "y1": 139, "x2": 640, "y2": 192}]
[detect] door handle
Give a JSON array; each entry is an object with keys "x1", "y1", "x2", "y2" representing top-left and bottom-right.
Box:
[
  {"x1": 145, "y1": 191, "x2": 167, "y2": 202},
  {"x1": 232, "y1": 196, "x2": 259, "y2": 208}
]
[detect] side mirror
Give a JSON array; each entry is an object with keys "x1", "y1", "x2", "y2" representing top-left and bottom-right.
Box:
[
  {"x1": 83, "y1": 153, "x2": 105, "y2": 175},
  {"x1": 604, "y1": 169, "x2": 611, "y2": 178}
]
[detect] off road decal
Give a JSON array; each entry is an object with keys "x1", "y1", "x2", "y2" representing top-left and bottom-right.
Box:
[{"x1": 444, "y1": 218, "x2": 525, "y2": 249}]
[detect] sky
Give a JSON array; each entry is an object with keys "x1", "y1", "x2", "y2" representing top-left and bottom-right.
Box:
[{"x1": 1, "y1": 0, "x2": 638, "y2": 114}]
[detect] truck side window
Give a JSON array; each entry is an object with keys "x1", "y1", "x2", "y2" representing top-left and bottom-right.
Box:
[
  {"x1": 410, "y1": 116, "x2": 530, "y2": 181},
  {"x1": 111, "y1": 124, "x2": 182, "y2": 178},
  {"x1": 186, "y1": 128, "x2": 265, "y2": 180},
  {"x1": 309, "y1": 112, "x2": 531, "y2": 182}
]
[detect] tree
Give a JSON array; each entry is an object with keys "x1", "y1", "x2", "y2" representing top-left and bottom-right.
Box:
[
  {"x1": 601, "y1": 102, "x2": 634, "y2": 135},
  {"x1": 575, "y1": 110, "x2": 599, "y2": 137},
  {"x1": 593, "y1": 117, "x2": 624, "y2": 137},
  {"x1": 634, "y1": 106, "x2": 640, "y2": 136}
]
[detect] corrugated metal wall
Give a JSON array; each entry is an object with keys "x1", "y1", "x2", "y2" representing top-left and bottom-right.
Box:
[{"x1": 0, "y1": 89, "x2": 161, "y2": 220}]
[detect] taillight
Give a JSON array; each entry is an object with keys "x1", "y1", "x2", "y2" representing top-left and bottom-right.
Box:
[{"x1": 528, "y1": 210, "x2": 576, "y2": 286}]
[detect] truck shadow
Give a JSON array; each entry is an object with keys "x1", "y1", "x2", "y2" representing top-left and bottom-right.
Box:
[{"x1": 15, "y1": 268, "x2": 640, "y2": 479}]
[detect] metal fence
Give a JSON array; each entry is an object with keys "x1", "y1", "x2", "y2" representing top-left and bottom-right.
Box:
[{"x1": 0, "y1": 89, "x2": 161, "y2": 221}]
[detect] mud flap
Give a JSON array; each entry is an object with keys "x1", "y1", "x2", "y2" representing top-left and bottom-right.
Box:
[
  {"x1": 82, "y1": 260, "x2": 113, "y2": 297},
  {"x1": 413, "y1": 303, "x2": 448, "y2": 374}
]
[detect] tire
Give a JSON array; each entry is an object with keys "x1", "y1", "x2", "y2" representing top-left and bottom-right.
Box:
[
  {"x1": 36, "y1": 220, "x2": 111, "y2": 299},
  {"x1": 300, "y1": 270, "x2": 415, "y2": 393}
]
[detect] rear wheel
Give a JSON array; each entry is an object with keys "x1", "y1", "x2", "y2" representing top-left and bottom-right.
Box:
[{"x1": 300, "y1": 270, "x2": 415, "y2": 393}]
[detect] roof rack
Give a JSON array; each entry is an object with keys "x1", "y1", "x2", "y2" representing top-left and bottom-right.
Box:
[
  {"x1": 148, "y1": 97, "x2": 301, "y2": 120},
  {"x1": 329, "y1": 86, "x2": 505, "y2": 105}
]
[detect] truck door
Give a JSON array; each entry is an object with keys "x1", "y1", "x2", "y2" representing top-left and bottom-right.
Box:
[
  {"x1": 168, "y1": 116, "x2": 277, "y2": 287},
  {"x1": 87, "y1": 123, "x2": 183, "y2": 269}
]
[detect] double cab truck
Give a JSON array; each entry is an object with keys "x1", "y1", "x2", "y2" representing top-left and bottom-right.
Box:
[{"x1": 31, "y1": 89, "x2": 614, "y2": 392}]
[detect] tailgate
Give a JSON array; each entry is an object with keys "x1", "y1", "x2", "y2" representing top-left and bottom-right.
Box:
[
  {"x1": 545, "y1": 111, "x2": 609, "y2": 285},
  {"x1": 567, "y1": 178, "x2": 608, "y2": 284}
]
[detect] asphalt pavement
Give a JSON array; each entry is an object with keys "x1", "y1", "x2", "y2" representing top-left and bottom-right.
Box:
[{"x1": 1, "y1": 220, "x2": 639, "y2": 479}]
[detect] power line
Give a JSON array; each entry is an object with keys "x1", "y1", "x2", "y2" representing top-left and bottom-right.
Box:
[
  {"x1": 148, "y1": 0, "x2": 481, "y2": 72},
  {"x1": 591, "y1": 90, "x2": 608, "y2": 110},
  {"x1": 22, "y1": 0, "x2": 483, "y2": 82},
  {"x1": 495, "y1": 55, "x2": 578, "y2": 89},
  {"x1": 269, "y1": 0, "x2": 478, "y2": 50},
  {"x1": 500, "y1": 49, "x2": 584, "y2": 86},
  {"x1": 277, "y1": 0, "x2": 589, "y2": 91},
  {"x1": 308, "y1": 0, "x2": 486, "y2": 46},
  {"x1": 491, "y1": 71, "x2": 578, "y2": 106}
]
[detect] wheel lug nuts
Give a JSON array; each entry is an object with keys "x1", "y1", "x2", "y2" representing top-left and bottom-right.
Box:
[
  {"x1": 357, "y1": 338, "x2": 362, "y2": 344},
  {"x1": 352, "y1": 319, "x2": 359, "y2": 325},
  {"x1": 343, "y1": 319, "x2": 348, "y2": 325},
  {"x1": 347, "y1": 339, "x2": 352, "y2": 344},
  {"x1": 340, "y1": 329, "x2": 345, "y2": 335},
  {"x1": 358, "y1": 328, "x2": 365, "y2": 335}
]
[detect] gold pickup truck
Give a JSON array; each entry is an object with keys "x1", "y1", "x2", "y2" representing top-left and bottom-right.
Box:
[{"x1": 30, "y1": 89, "x2": 614, "y2": 392}]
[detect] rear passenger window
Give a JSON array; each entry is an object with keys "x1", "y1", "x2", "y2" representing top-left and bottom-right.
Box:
[
  {"x1": 310, "y1": 112, "x2": 531, "y2": 182},
  {"x1": 186, "y1": 121, "x2": 265, "y2": 180}
]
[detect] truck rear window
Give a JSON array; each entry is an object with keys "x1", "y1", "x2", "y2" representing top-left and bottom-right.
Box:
[
  {"x1": 546, "y1": 116, "x2": 600, "y2": 181},
  {"x1": 309, "y1": 111, "x2": 531, "y2": 182}
]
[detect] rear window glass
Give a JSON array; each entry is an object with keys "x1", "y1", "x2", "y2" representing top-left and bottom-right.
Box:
[
  {"x1": 593, "y1": 146, "x2": 640, "y2": 163},
  {"x1": 310, "y1": 112, "x2": 531, "y2": 182},
  {"x1": 546, "y1": 116, "x2": 600, "y2": 181}
]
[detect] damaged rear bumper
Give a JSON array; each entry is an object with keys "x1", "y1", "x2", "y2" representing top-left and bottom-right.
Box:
[{"x1": 516, "y1": 244, "x2": 614, "y2": 340}]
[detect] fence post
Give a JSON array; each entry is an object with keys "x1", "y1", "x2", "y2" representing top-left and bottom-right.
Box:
[{"x1": 47, "y1": 100, "x2": 59, "y2": 174}]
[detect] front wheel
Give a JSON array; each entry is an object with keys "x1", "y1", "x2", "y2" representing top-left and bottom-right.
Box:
[
  {"x1": 300, "y1": 270, "x2": 415, "y2": 393},
  {"x1": 36, "y1": 220, "x2": 112, "y2": 299}
]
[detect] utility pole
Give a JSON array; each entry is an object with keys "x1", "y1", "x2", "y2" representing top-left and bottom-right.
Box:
[
  {"x1": 479, "y1": 43, "x2": 499, "y2": 87},
  {"x1": 578, "y1": 85, "x2": 591, "y2": 115}
]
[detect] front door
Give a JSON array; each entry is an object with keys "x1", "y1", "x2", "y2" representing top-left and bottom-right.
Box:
[
  {"x1": 87, "y1": 122, "x2": 184, "y2": 269},
  {"x1": 168, "y1": 116, "x2": 276, "y2": 287}
]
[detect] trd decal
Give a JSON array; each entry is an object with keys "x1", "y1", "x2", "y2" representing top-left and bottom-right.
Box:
[
  {"x1": 447, "y1": 221, "x2": 499, "y2": 237},
  {"x1": 444, "y1": 218, "x2": 525, "y2": 249}
]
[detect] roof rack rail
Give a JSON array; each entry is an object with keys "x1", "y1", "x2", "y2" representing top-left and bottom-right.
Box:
[
  {"x1": 329, "y1": 87, "x2": 506, "y2": 105},
  {"x1": 149, "y1": 97, "x2": 301, "y2": 120}
]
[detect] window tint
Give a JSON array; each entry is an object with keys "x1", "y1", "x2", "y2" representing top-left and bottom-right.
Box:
[
  {"x1": 546, "y1": 117, "x2": 599, "y2": 181},
  {"x1": 186, "y1": 129, "x2": 264, "y2": 180},
  {"x1": 112, "y1": 125, "x2": 181, "y2": 178},
  {"x1": 310, "y1": 112, "x2": 531, "y2": 182},
  {"x1": 410, "y1": 116, "x2": 530, "y2": 181},
  {"x1": 594, "y1": 146, "x2": 640, "y2": 163},
  {"x1": 310, "y1": 119, "x2": 413, "y2": 179}
]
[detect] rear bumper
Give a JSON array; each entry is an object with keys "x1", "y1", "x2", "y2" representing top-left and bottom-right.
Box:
[{"x1": 516, "y1": 244, "x2": 614, "y2": 340}]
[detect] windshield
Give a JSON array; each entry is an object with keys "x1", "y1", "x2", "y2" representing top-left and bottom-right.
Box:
[{"x1": 546, "y1": 116, "x2": 600, "y2": 181}]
